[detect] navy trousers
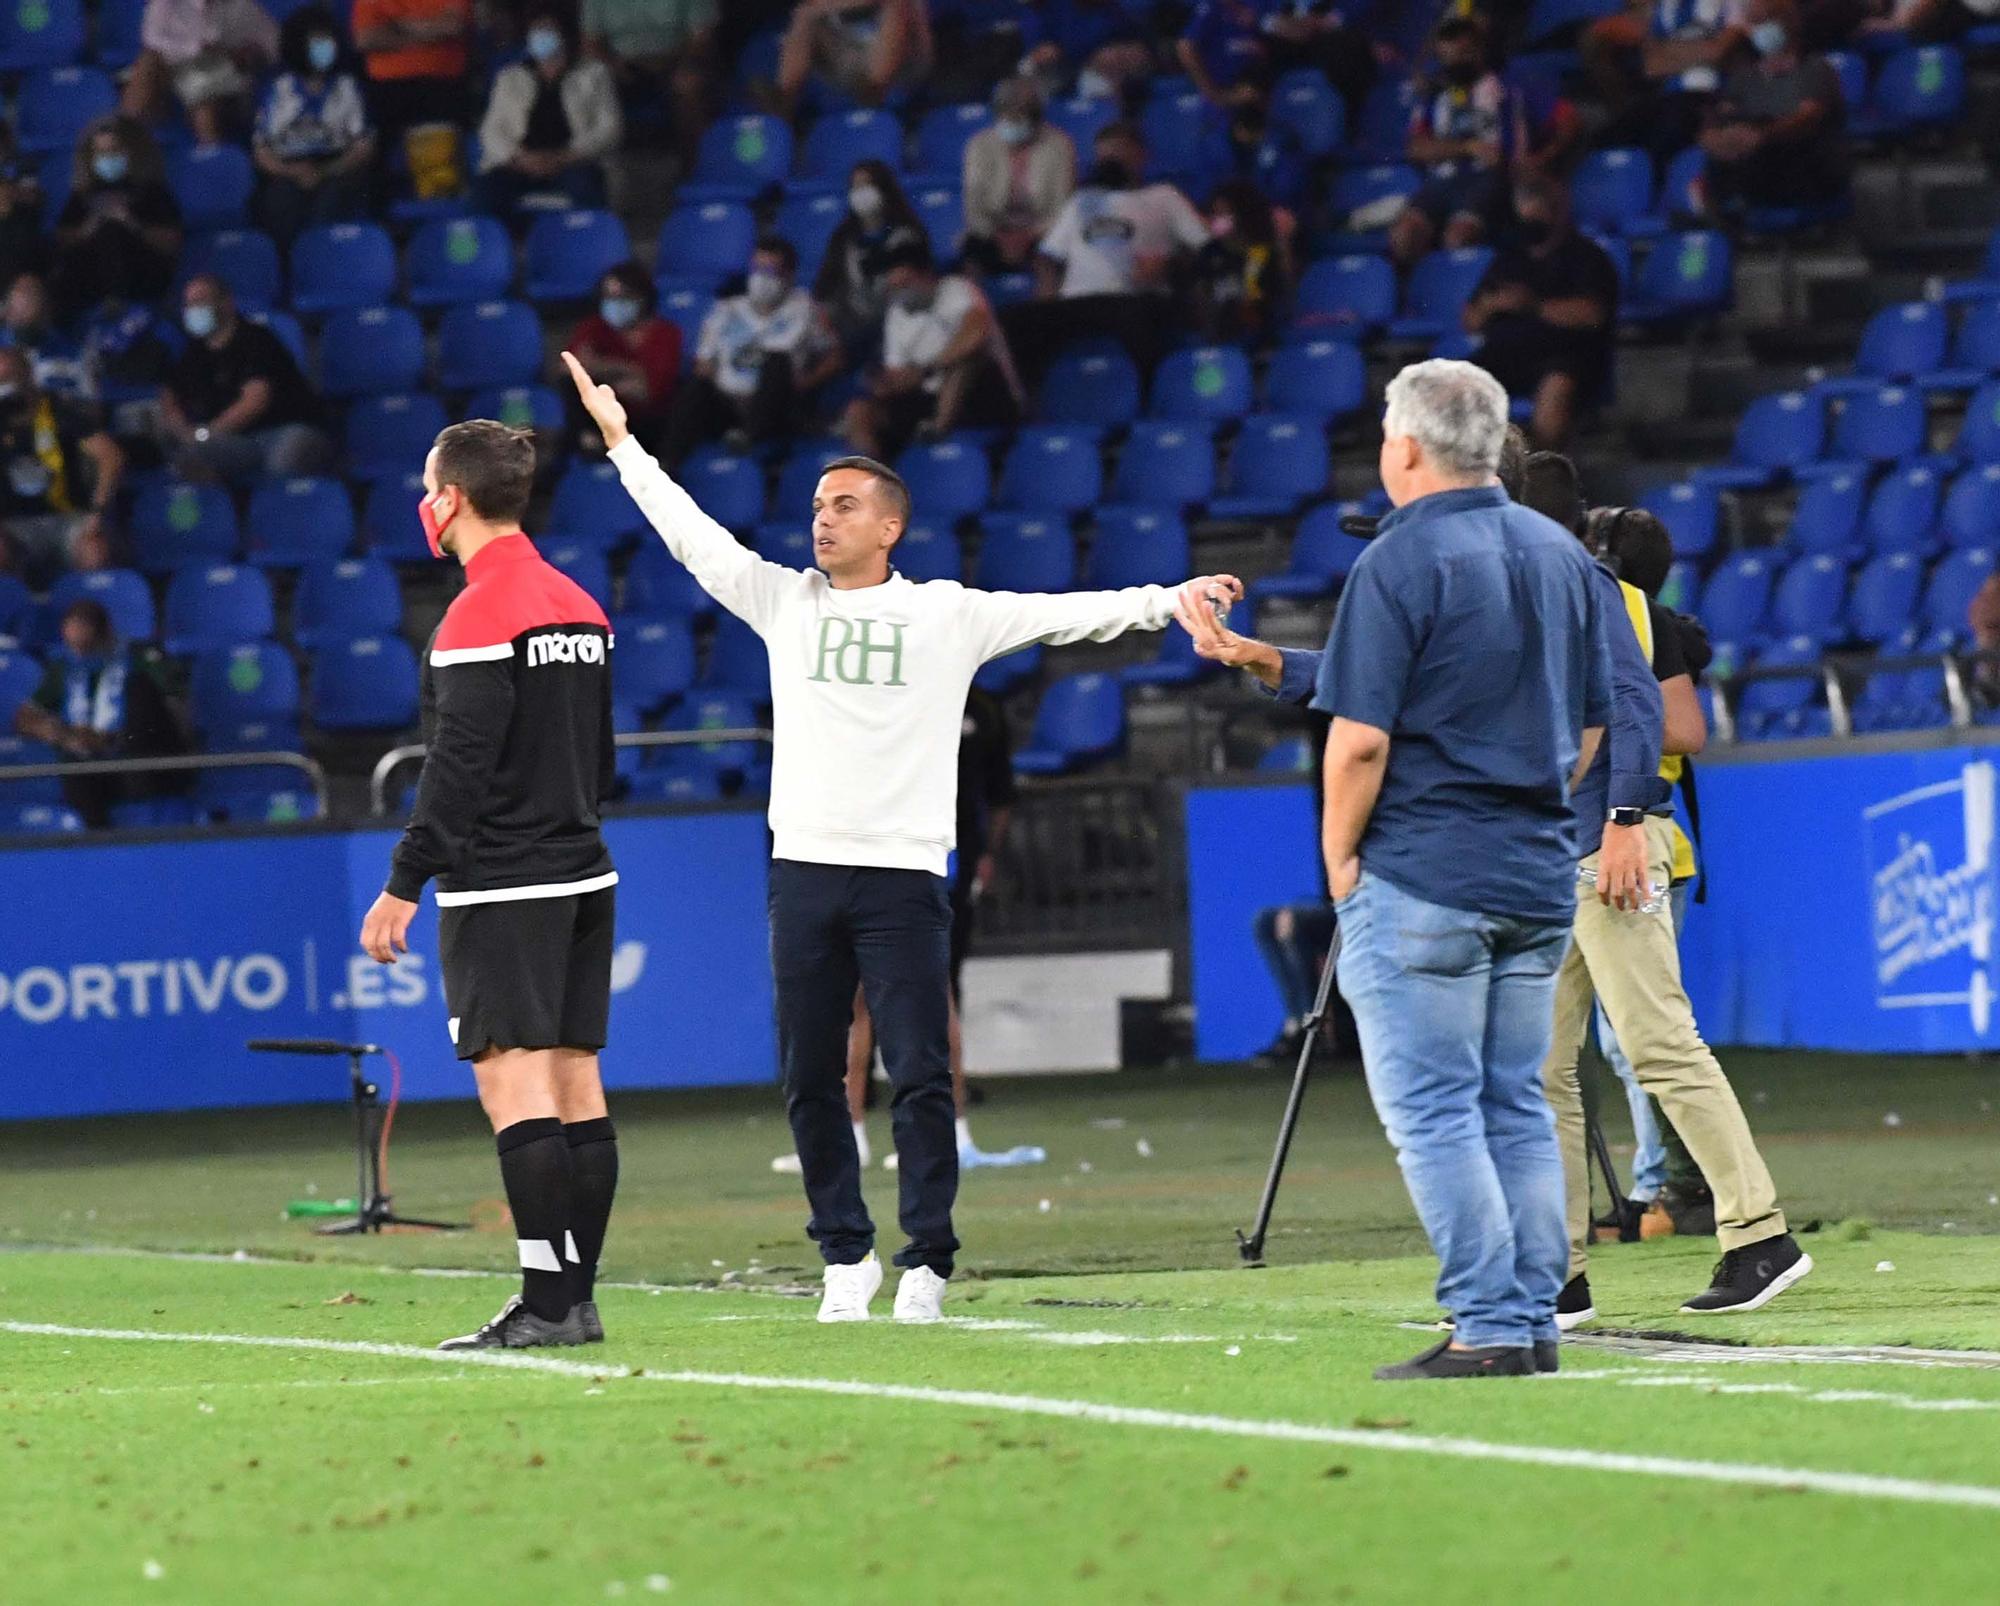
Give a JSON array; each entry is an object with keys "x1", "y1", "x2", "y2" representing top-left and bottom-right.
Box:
[{"x1": 769, "y1": 860, "x2": 958, "y2": 1275}]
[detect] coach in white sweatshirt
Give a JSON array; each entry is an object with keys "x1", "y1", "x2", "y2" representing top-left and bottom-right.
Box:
[{"x1": 564, "y1": 352, "x2": 1240, "y2": 1324}]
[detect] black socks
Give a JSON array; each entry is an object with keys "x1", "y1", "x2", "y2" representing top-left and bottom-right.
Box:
[
  {"x1": 495, "y1": 1117, "x2": 574, "y2": 1322},
  {"x1": 564, "y1": 1117, "x2": 619, "y2": 1307}
]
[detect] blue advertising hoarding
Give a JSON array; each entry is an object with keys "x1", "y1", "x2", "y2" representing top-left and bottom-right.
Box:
[{"x1": 0, "y1": 811, "x2": 776, "y2": 1119}]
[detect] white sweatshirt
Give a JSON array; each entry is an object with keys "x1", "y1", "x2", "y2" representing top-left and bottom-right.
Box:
[{"x1": 609, "y1": 437, "x2": 1177, "y2": 874}]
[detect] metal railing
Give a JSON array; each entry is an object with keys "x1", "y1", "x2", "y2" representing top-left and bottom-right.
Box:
[
  {"x1": 1714, "y1": 646, "x2": 1995, "y2": 743},
  {"x1": 0, "y1": 749, "x2": 329, "y2": 815},
  {"x1": 369, "y1": 728, "x2": 774, "y2": 815}
]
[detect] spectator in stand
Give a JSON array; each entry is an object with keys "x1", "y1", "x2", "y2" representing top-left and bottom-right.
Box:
[
  {"x1": 663, "y1": 237, "x2": 842, "y2": 463},
  {"x1": 1971, "y1": 570, "x2": 2000, "y2": 707},
  {"x1": 840, "y1": 241, "x2": 1019, "y2": 459},
  {"x1": 1853, "y1": 0, "x2": 2000, "y2": 41},
  {"x1": 352, "y1": 0, "x2": 474, "y2": 142},
  {"x1": 1019, "y1": 0, "x2": 1155, "y2": 102},
  {"x1": 1192, "y1": 177, "x2": 1295, "y2": 343},
  {"x1": 0, "y1": 127, "x2": 47, "y2": 294},
  {"x1": 1263, "y1": 0, "x2": 1380, "y2": 111},
  {"x1": 962, "y1": 76, "x2": 1076, "y2": 277},
  {"x1": 158, "y1": 275, "x2": 330, "y2": 487},
  {"x1": 777, "y1": 0, "x2": 935, "y2": 116},
  {"x1": 1390, "y1": 16, "x2": 1518, "y2": 268},
  {"x1": 1585, "y1": 0, "x2": 1750, "y2": 155},
  {"x1": 0, "y1": 349, "x2": 123, "y2": 586},
  {"x1": 53, "y1": 119, "x2": 183, "y2": 319},
  {"x1": 814, "y1": 159, "x2": 930, "y2": 352},
  {"x1": 1178, "y1": 0, "x2": 1275, "y2": 112},
  {"x1": 124, "y1": 0, "x2": 280, "y2": 147},
  {"x1": 477, "y1": 8, "x2": 625, "y2": 219},
  {"x1": 582, "y1": 0, "x2": 718, "y2": 169},
  {"x1": 566, "y1": 261, "x2": 682, "y2": 452},
  {"x1": 1464, "y1": 174, "x2": 1619, "y2": 449},
  {"x1": 1698, "y1": 0, "x2": 1848, "y2": 217},
  {"x1": 253, "y1": 6, "x2": 376, "y2": 248},
  {"x1": 4, "y1": 275, "x2": 93, "y2": 404},
  {"x1": 82, "y1": 299, "x2": 181, "y2": 432}
]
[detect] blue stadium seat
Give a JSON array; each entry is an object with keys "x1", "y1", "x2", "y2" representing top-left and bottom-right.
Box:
[
  {"x1": 910, "y1": 181, "x2": 964, "y2": 263},
  {"x1": 290, "y1": 222, "x2": 396, "y2": 314},
  {"x1": 975, "y1": 513, "x2": 1075, "y2": 592},
  {"x1": 1640, "y1": 480, "x2": 1719, "y2": 560},
  {"x1": 754, "y1": 519, "x2": 814, "y2": 569},
  {"x1": 1272, "y1": 68, "x2": 1345, "y2": 158},
  {"x1": 319, "y1": 305, "x2": 425, "y2": 399},
  {"x1": 0, "y1": 802, "x2": 84, "y2": 833},
  {"x1": 1087, "y1": 506, "x2": 1188, "y2": 590},
  {"x1": 610, "y1": 614, "x2": 696, "y2": 713},
  {"x1": 361, "y1": 470, "x2": 431, "y2": 561},
  {"x1": 914, "y1": 102, "x2": 991, "y2": 180},
  {"x1": 771, "y1": 439, "x2": 851, "y2": 522},
  {"x1": 0, "y1": 0, "x2": 84, "y2": 70},
  {"x1": 678, "y1": 447, "x2": 765, "y2": 533},
  {"x1": 1820, "y1": 301, "x2": 1949, "y2": 398},
  {"x1": 132, "y1": 480, "x2": 239, "y2": 571},
  {"x1": 1326, "y1": 161, "x2": 1422, "y2": 232},
  {"x1": 1697, "y1": 553, "x2": 1776, "y2": 642},
  {"x1": 0, "y1": 649, "x2": 41, "y2": 723},
  {"x1": 346, "y1": 393, "x2": 448, "y2": 482},
  {"x1": 1047, "y1": 97, "x2": 1117, "y2": 157},
  {"x1": 1864, "y1": 463, "x2": 1944, "y2": 555},
  {"x1": 0, "y1": 732, "x2": 61, "y2": 804},
  {"x1": 1625, "y1": 230, "x2": 1732, "y2": 323},
  {"x1": 1119, "y1": 617, "x2": 1218, "y2": 689},
  {"x1": 436, "y1": 300, "x2": 543, "y2": 392},
  {"x1": 1263, "y1": 339, "x2": 1366, "y2": 422},
  {"x1": 1140, "y1": 89, "x2": 1227, "y2": 189},
  {"x1": 1848, "y1": 550, "x2": 1924, "y2": 643},
  {"x1": 197, "y1": 775, "x2": 322, "y2": 825},
  {"x1": 294, "y1": 557, "x2": 402, "y2": 649},
  {"x1": 1571, "y1": 147, "x2": 1655, "y2": 235},
  {"x1": 1942, "y1": 462, "x2": 2000, "y2": 547},
  {"x1": 801, "y1": 108, "x2": 904, "y2": 179},
  {"x1": 773, "y1": 189, "x2": 847, "y2": 282},
  {"x1": 467, "y1": 384, "x2": 565, "y2": 435},
  {"x1": 45, "y1": 567, "x2": 154, "y2": 643},
  {"x1": 703, "y1": 613, "x2": 770, "y2": 699},
  {"x1": 163, "y1": 563, "x2": 275, "y2": 655},
  {"x1": 1212, "y1": 415, "x2": 1330, "y2": 519},
  {"x1": 405, "y1": 215, "x2": 514, "y2": 308},
  {"x1": 310, "y1": 635, "x2": 420, "y2": 730},
  {"x1": 183, "y1": 228, "x2": 281, "y2": 312},
  {"x1": 1252, "y1": 501, "x2": 1373, "y2": 601},
  {"x1": 1659, "y1": 560, "x2": 1700, "y2": 615},
  {"x1": 896, "y1": 436, "x2": 991, "y2": 525},
  {"x1": 94, "y1": 0, "x2": 143, "y2": 66},
  {"x1": 1943, "y1": 228, "x2": 2000, "y2": 305},
  {"x1": 245, "y1": 477, "x2": 355, "y2": 568},
  {"x1": 625, "y1": 756, "x2": 728, "y2": 804},
  {"x1": 894, "y1": 522, "x2": 961, "y2": 582},
  {"x1": 1832, "y1": 384, "x2": 1926, "y2": 464},
  {"x1": 250, "y1": 308, "x2": 308, "y2": 370},
  {"x1": 1735, "y1": 635, "x2": 1825, "y2": 738},
  {"x1": 1346, "y1": 79, "x2": 1418, "y2": 162},
  {"x1": 1869, "y1": 44, "x2": 1967, "y2": 133},
  {"x1": 1388, "y1": 247, "x2": 1494, "y2": 342},
  {"x1": 656, "y1": 201, "x2": 758, "y2": 289},
  {"x1": 1292, "y1": 254, "x2": 1397, "y2": 336},
  {"x1": 1852, "y1": 626, "x2": 1953, "y2": 735},
  {"x1": 1110, "y1": 421, "x2": 1215, "y2": 509},
  {"x1": 663, "y1": 689, "x2": 763, "y2": 775},
  {"x1": 1014, "y1": 672, "x2": 1124, "y2": 775},
  {"x1": 1254, "y1": 734, "x2": 1312, "y2": 771},
  {"x1": 15, "y1": 64, "x2": 115, "y2": 154},
  {"x1": 657, "y1": 279, "x2": 716, "y2": 346},
  {"x1": 541, "y1": 538, "x2": 612, "y2": 608},
  {"x1": 1151, "y1": 345, "x2": 1253, "y2": 425},
  {"x1": 1923, "y1": 546, "x2": 1995, "y2": 635},
  {"x1": 550, "y1": 460, "x2": 645, "y2": 548},
  {"x1": 1693, "y1": 391, "x2": 1825, "y2": 492},
  {"x1": 1955, "y1": 379, "x2": 2000, "y2": 464},
  {"x1": 523, "y1": 210, "x2": 631, "y2": 304},
  {"x1": 1657, "y1": 146, "x2": 1708, "y2": 229},
  {"x1": 0, "y1": 573, "x2": 31, "y2": 642},
  {"x1": 1039, "y1": 342, "x2": 1141, "y2": 431},
  {"x1": 996, "y1": 428, "x2": 1102, "y2": 515},
  {"x1": 1930, "y1": 298, "x2": 2000, "y2": 391},
  {"x1": 1788, "y1": 467, "x2": 1867, "y2": 557},
  {"x1": 1523, "y1": 0, "x2": 1623, "y2": 46},
  {"x1": 189, "y1": 641, "x2": 301, "y2": 737},
  {"x1": 682, "y1": 114, "x2": 793, "y2": 203},
  {"x1": 167, "y1": 142, "x2": 253, "y2": 231},
  {"x1": 1768, "y1": 554, "x2": 1849, "y2": 643},
  {"x1": 107, "y1": 796, "x2": 201, "y2": 827},
  {"x1": 623, "y1": 541, "x2": 714, "y2": 619}
]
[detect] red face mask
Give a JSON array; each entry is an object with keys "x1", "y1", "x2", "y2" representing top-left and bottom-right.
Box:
[{"x1": 417, "y1": 490, "x2": 454, "y2": 559}]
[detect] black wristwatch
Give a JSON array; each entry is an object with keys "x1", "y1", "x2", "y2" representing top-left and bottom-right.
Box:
[{"x1": 1608, "y1": 807, "x2": 1645, "y2": 829}]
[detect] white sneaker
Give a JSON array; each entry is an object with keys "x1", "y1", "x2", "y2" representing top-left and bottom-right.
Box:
[
  {"x1": 817, "y1": 1252, "x2": 882, "y2": 1323},
  {"x1": 771, "y1": 1151, "x2": 802, "y2": 1174},
  {"x1": 893, "y1": 1265, "x2": 948, "y2": 1323}
]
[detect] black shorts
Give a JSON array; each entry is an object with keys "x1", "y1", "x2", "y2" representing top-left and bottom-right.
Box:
[{"x1": 438, "y1": 885, "x2": 616, "y2": 1062}]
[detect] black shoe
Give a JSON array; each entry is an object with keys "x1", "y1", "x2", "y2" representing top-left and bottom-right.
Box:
[
  {"x1": 437, "y1": 1295, "x2": 588, "y2": 1351},
  {"x1": 1681, "y1": 1235, "x2": 1813, "y2": 1314},
  {"x1": 1661, "y1": 1184, "x2": 1717, "y2": 1238},
  {"x1": 577, "y1": 1300, "x2": 604, "y2": 1343},
  {"x1": 1534, "y1": 1339, "x2": 1559, "y2": 1374},
  {"x1": 1374, "y1": 1338, "x2": 1534, "y2": 1380},
  {"x1": 1555, "y1": 1274, "x2": 1596, "y2": 1331}
]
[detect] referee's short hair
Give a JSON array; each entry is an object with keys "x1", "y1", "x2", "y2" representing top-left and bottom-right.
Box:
[
  {"x1": 822, "y1": 454, "x2": 911, "y2": 531},
  {"x1": 433, "y1": 419, "x2": 537, "y2": 524}
]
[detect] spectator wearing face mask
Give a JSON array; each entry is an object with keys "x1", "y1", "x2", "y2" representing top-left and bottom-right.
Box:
[
  {"x1": 777, "y1": 0, "x2": 935, "y2": 118},
  {"x1": 476, "y1": 8, "x2": 625, "y2": 220},
  {"x1": 962, "y1": 76, "x2": 1075, "y2": 277},
  {"x1": 2, "y1": 275, "x2": 93, "y2": 404},
  {"x1": 124, "y1": 0, "x2": 280, "y2": 147},
  {"x1": 1018, "y1": 0, "x2": 1155, "y2": 103},
  {"x1": 814, "y1": 160, "x2": 930, "y2": 352},
  {"x1": 1192, "y1": 178, "x2": 1295, "y2": 343},
  {"x1": 1699, "y1": 0, "x2": 1847, "y2": 216},
  {"x1": 0, "y1": 349, "x2": 123, "y2": 585},
  {"x1": 566, "y1": 261, "x2": 682, "y2": 450},
  {"x1": 158, "y1": 275, "x2": 330, "y2": 488},
  {"x1": 664, "y1": 237, "x2": 843, "y2": 463},
  {"x1": 253, "y1": 6, "x2": 376, "y2": 248},
  {"x1": 1390, "y1": 17, "x2": 1520, "y2": 269},
  {"x1": 52, "y1": 118, "x2": 183, "y2": 318},
  {"x1": 1586, "y1": 0, "x2": 1751, "y2": 156}
]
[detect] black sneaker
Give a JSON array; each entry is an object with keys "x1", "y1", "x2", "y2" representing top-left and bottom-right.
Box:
[
  {"x1": 1661, "y1": 1184, "x2": 1717, "y2": 1238},
  {"x1": 437, "y1": 1295, "x2": 588, "y2": 1351},
  {"x1": 1534, "y1": 1339, "x2": 1559, "y2": 1374},
  {"x1": 1681, "y1": 1235, "x2": 1813, "y2": 1314},
  {"x1": 1555, "y1": 1274, "x2": 1596, "y2": 1331},
  {"x1": 577, "y1": 1300, "x2": 604, "y2": 1343},
  {"x1": 1374, "y1": 1339, "x2": 1534, "y2": 1381}
]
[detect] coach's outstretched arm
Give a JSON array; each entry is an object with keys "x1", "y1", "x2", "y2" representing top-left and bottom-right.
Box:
[
  {"x1": 1170, "y1": 589, "x2": 1318, "y2": 701},
  {"x1": 562, "y1": 351, "x2": 787, "y2": 634},
  {"x1": 966, "y1": 575, "x2": 1245, "y2": 664}
]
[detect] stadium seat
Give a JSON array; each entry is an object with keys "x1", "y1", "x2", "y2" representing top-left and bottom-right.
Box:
[
  {"x1": 1788, "y1": 467, "x2": 1867, "y2": 557},
  {"x1": 250, "y1": 308, "x2": 309, "y2": 370},
  {"x1": 1388, "y1": 247, "x2": 1494, "y2": 342},
  {"x1": 44, "y1": 568, "x2": 154, "y2": 643},
  {"x1": 1571, "y1": 147, "x2": 1655, "y2": 235},
  {"x1": 541, "y1": 538, "x2": 612, "y2": 608},
  {"x1": 913, "y1": 102, "x2": 990, "y2": 180},
  {"x1": 1325, "y1": 161, "x2": 1422, "y2": 234},
  {"x1": 1119, "y1": 617, "x2": 1218, "y2": 689},
  {"x1": 0, "y1": 0, "x2": 84, "y2": 70},
  {"x1": 167, "y1": 142, "x2": 253, "y2": 231},
  {"x1": 1693, "y1": 390, "x2": 1824, "y2": 490},
  {"x1": 361, "y1": 470, "x2": 432, "y2": 561},
  {"x1": 1942, "y1": 462, "x2": 2000, "y2": 547},
  {"x1": 1697, "y1": 553, "x2": 1776, "y2": 642},
  {"x1": 405, "y1": 216, "x2": 514, "y2": 308},
  {"x1": 771, "y1": 439, "x2": 851, "y2": 522},
  {"x1": 1923, "y1": 546, "x2": 1996, "y2": 635},
  {"x1": 189, "y1": 641, "x2": 301, "y2": 737},
  {"x1": 896, "y1": 436, "x2": 991, "y2": 525},
  {"x1": 663, "y1": 688, "x2": 763, "y2": 776},
  {"x1": 1212, "y1": 415, "x2": 1330, "y2": 519},
  {"x1": 1523, "y1": 0, "x2": 1623, "y2": 46},
  {"x1": 162, "y1": 564, "x2": 275, "y2": 655},
  {"x1": 1345, "y1": 80, "x2": 1418, "y2": 162},
  {"x1": 1831, "y1": 384, "x2": 1927, "y2": 465},
  {"x1": 773, "y1": 189, "x2": 847, "y2": 282},
  {"x1": 346, "y1": 393, "x2": 448, "y2": 482},
  {"x1": 1930, "y1": 298, "x2": 2000, "y2": 391},
  {"x1": 656, "y1": 201, "x2": 758, "y2": 288},
  {"x1": 996, "y1": 428, "x2": 1102, "y2": 515},
  {"x1": 15, "y1": 64, "x2": 115, "y2": 154},
  {"x1": 1869, "y1": 43, "x2": 1967, "y2": 134},
  {"x1": 800, "y1": 108, "x2": 904, "y2": 179},
  {"x1": 754, "y1": 520, "x2": 814, "y2": 569},
  {"x1": 682, "y1": 114, "x2": 793, "y2": 203},
  {"x1": 910, "y1": 181, "x2": 964, "y2": 263},
  {"x1": 467, "y1": 384, "x2": 565, "y2": 435},
  {"x1": 93, "y1": 0, "x2": 143, "y2": 65},
  {"x1": 1263, "y1": 339, "x2": 1366, "y2": 423},
  {"x1": 1735, "y1": 635, "x2": 1825, "y2": 737},
  {"x1": 132, "y1": 480, "x2": 239, "y2": 571},
  {"x1": 0, "y1": 648, "x2": 41, "y2": 721},
  {"x1": 610, "y1": 614, "x2": 696, "y2": 712},
  {"x1": 703, "y1": 613, "x2": 771, "y2": 699},
  {"x1": 1014, "y1": 672, "x2": 1125, "y2": 775},
  {"x1": 0, "y1": 731, "x2": 62, "y2": 804},
  {"x1": 623, "y1": 541, "x2": 714, "y2": 619},
  {"x1": 1087, "y1": 507, "x2": 1189, "y2": 591},
  {"x1": 1110, "y1": 422, "x2": 1216, "y2": 509},
  {"x1": 1852, "y1": 626, "x2": 1954, "y2": 734},
  {"x1": 674, "y1": 450, "x2": 762, "y2": 538},
  {"x1": 975, "y1": 513, "x2": 1075, "y2": 592},
  {"x1": 1254, "y1": 734, "x2": 1313, "y2": 771},
  {"x1": 550, "y1": 460, "x2": 645, "y2": 548},
  {"x1": 1659, "y1": 560, "x2": 1700, "y2": 615},
  {"x1": 1252, "y1": 501, "x2": 1373, "y2": 601},
  {"x1": 625, "y1": 753, "x2": 727, "y2": 804},
  {"x1": 523, "y1": 210, "x2": 630, "y2": 304},
  {"x1": 1624, "y1": 230, "x2": 1732, "y2": 323},
  {"x1": 183, "y1": 228, "x2": 281, "y2": 312},
  {"x1": 1863, "y1": 464, "x2": 1943, "y2": 555},
  {"x1": 1039, "y1": 343, "x2": 1141, "y2": 431},
  {"x1": 1955, "y1": 379, "x2": 2000, "y2": 464},
  {"x1": 1768, "y1": 554, "x2": 1849, "y2": 644},
  {"x1": 245, "y1": 477, "x2": 355, "y2": 568},
  {"x1": 1151, "y1": 345, "x2": 1253, "y2": 425},
  {"x1": 1140, "y1": 89, "x2": 1227, "y2": 190},
  {"x1": 293, "y1": 557, "x2": 401, "y2": 649},
  {"x1": 1046, "y1": 95, "x2": 1117, "y2": 156},
  {"x1": 656, "y1": 279, "x2": 716, "y2": 345},
  {"x1": 1849, "y1": 550, "x2": 1925, "y2": 643},
  {"x1": 290, "y1": 222, "x2": 396, "y2": 314},
  {"x1": 107, "y1": 796, "x2": 201, "y2": 827},
  {"x1": 1292, "y1": 254, "x2": 1397, "y2": 335},
  {"x1": 893, "y1": 522, "x2": 961, "y2": 582},
  {"x1": 310, "y1": 634, "x2": 420, "y2": 730},
  {"x1": 318, "y1": 305, "x2": 425, "y2": 399},
  {"x1": 436, "y1": 300, "x2": 543, "y2": 393},
  {"x1": 197, "y1": 775, "x2": 322, "y2": 824},
  {"x1": 0, "y1": 803, "x2": 84, "y2": 833},
  {"x1": 1858, "y1": 300, "x2": 1950, "y2": 384},
  {"x1": 1640, "y1": 480, "x2": 1721, "y2": 561},
  {"x1": 0, "y1": 573, "x2": 31, "y2": 642},
  {"x1": 1271, "y1": 68, "x2": 1345, "y2": 158}
]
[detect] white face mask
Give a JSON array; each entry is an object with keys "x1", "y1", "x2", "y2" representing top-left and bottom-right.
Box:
[
  {"x1": 849, "y1": 183, "x2": 884, "y2": 218},
  {"x1": 997, "y1": 117, "x2": 1033, "y2": 147},
  {"x1": 746, "y1": 270, "x2": 786, "y2": 310}
]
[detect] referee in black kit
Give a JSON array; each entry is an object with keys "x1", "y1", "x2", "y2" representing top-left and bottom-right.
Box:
[{"x1": 360, "y1": 421, "x2": 623, "y2": 1352}]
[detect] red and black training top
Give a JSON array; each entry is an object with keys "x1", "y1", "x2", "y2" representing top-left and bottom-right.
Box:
[{"x1": 387, "y1": 533, "x2": 617, "y2": 907}]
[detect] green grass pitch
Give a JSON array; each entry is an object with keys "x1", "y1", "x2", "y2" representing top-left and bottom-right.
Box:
[{"x1": 5, "y1": 1051, "x2": 2000, "y2": 1604}]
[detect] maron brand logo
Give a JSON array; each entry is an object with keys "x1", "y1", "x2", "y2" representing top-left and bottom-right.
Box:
[{"x1": 527, "y1": 631, "x2": 606, "y2": 668}]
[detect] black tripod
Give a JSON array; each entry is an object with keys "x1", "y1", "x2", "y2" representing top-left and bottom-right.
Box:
[
  {"x1": 249, "y1": 1039, "x2": 463, "y2": 1234},
  {"x1": 1237, "y1": 928, "x2": 1342, "y2": 1266}
]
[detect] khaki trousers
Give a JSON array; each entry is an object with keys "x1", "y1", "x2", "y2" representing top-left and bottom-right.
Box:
[{"x1": 1541, "y1": 817, "x2": 1785, "y2": 1276}]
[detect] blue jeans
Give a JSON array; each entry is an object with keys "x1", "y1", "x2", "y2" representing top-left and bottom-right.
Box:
[
  {"x1": 1336, "y1": 872, "x2": 1573, "y2": 1348},
  {"x1": 1589, "y1": 879, "x2": 1690, "y2": 1203}
]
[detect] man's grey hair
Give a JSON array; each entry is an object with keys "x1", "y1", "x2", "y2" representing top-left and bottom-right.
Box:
[{"x1": 1381, "y1": 359, "x2": 1511, "y2": 481}]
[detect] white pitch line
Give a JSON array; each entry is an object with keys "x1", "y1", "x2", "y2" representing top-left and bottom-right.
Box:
[
  {"x1": 7, "y1": 1321, "x2": 2000, "y2": 1514},
  {"x1": 1551, "y1": 1369, "x2": 2000, "y2": 1414}
]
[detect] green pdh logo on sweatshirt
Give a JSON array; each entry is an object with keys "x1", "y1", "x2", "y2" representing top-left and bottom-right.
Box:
[{"x1": 809, "y1": 618, "x2": 906, "y2": 686}]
